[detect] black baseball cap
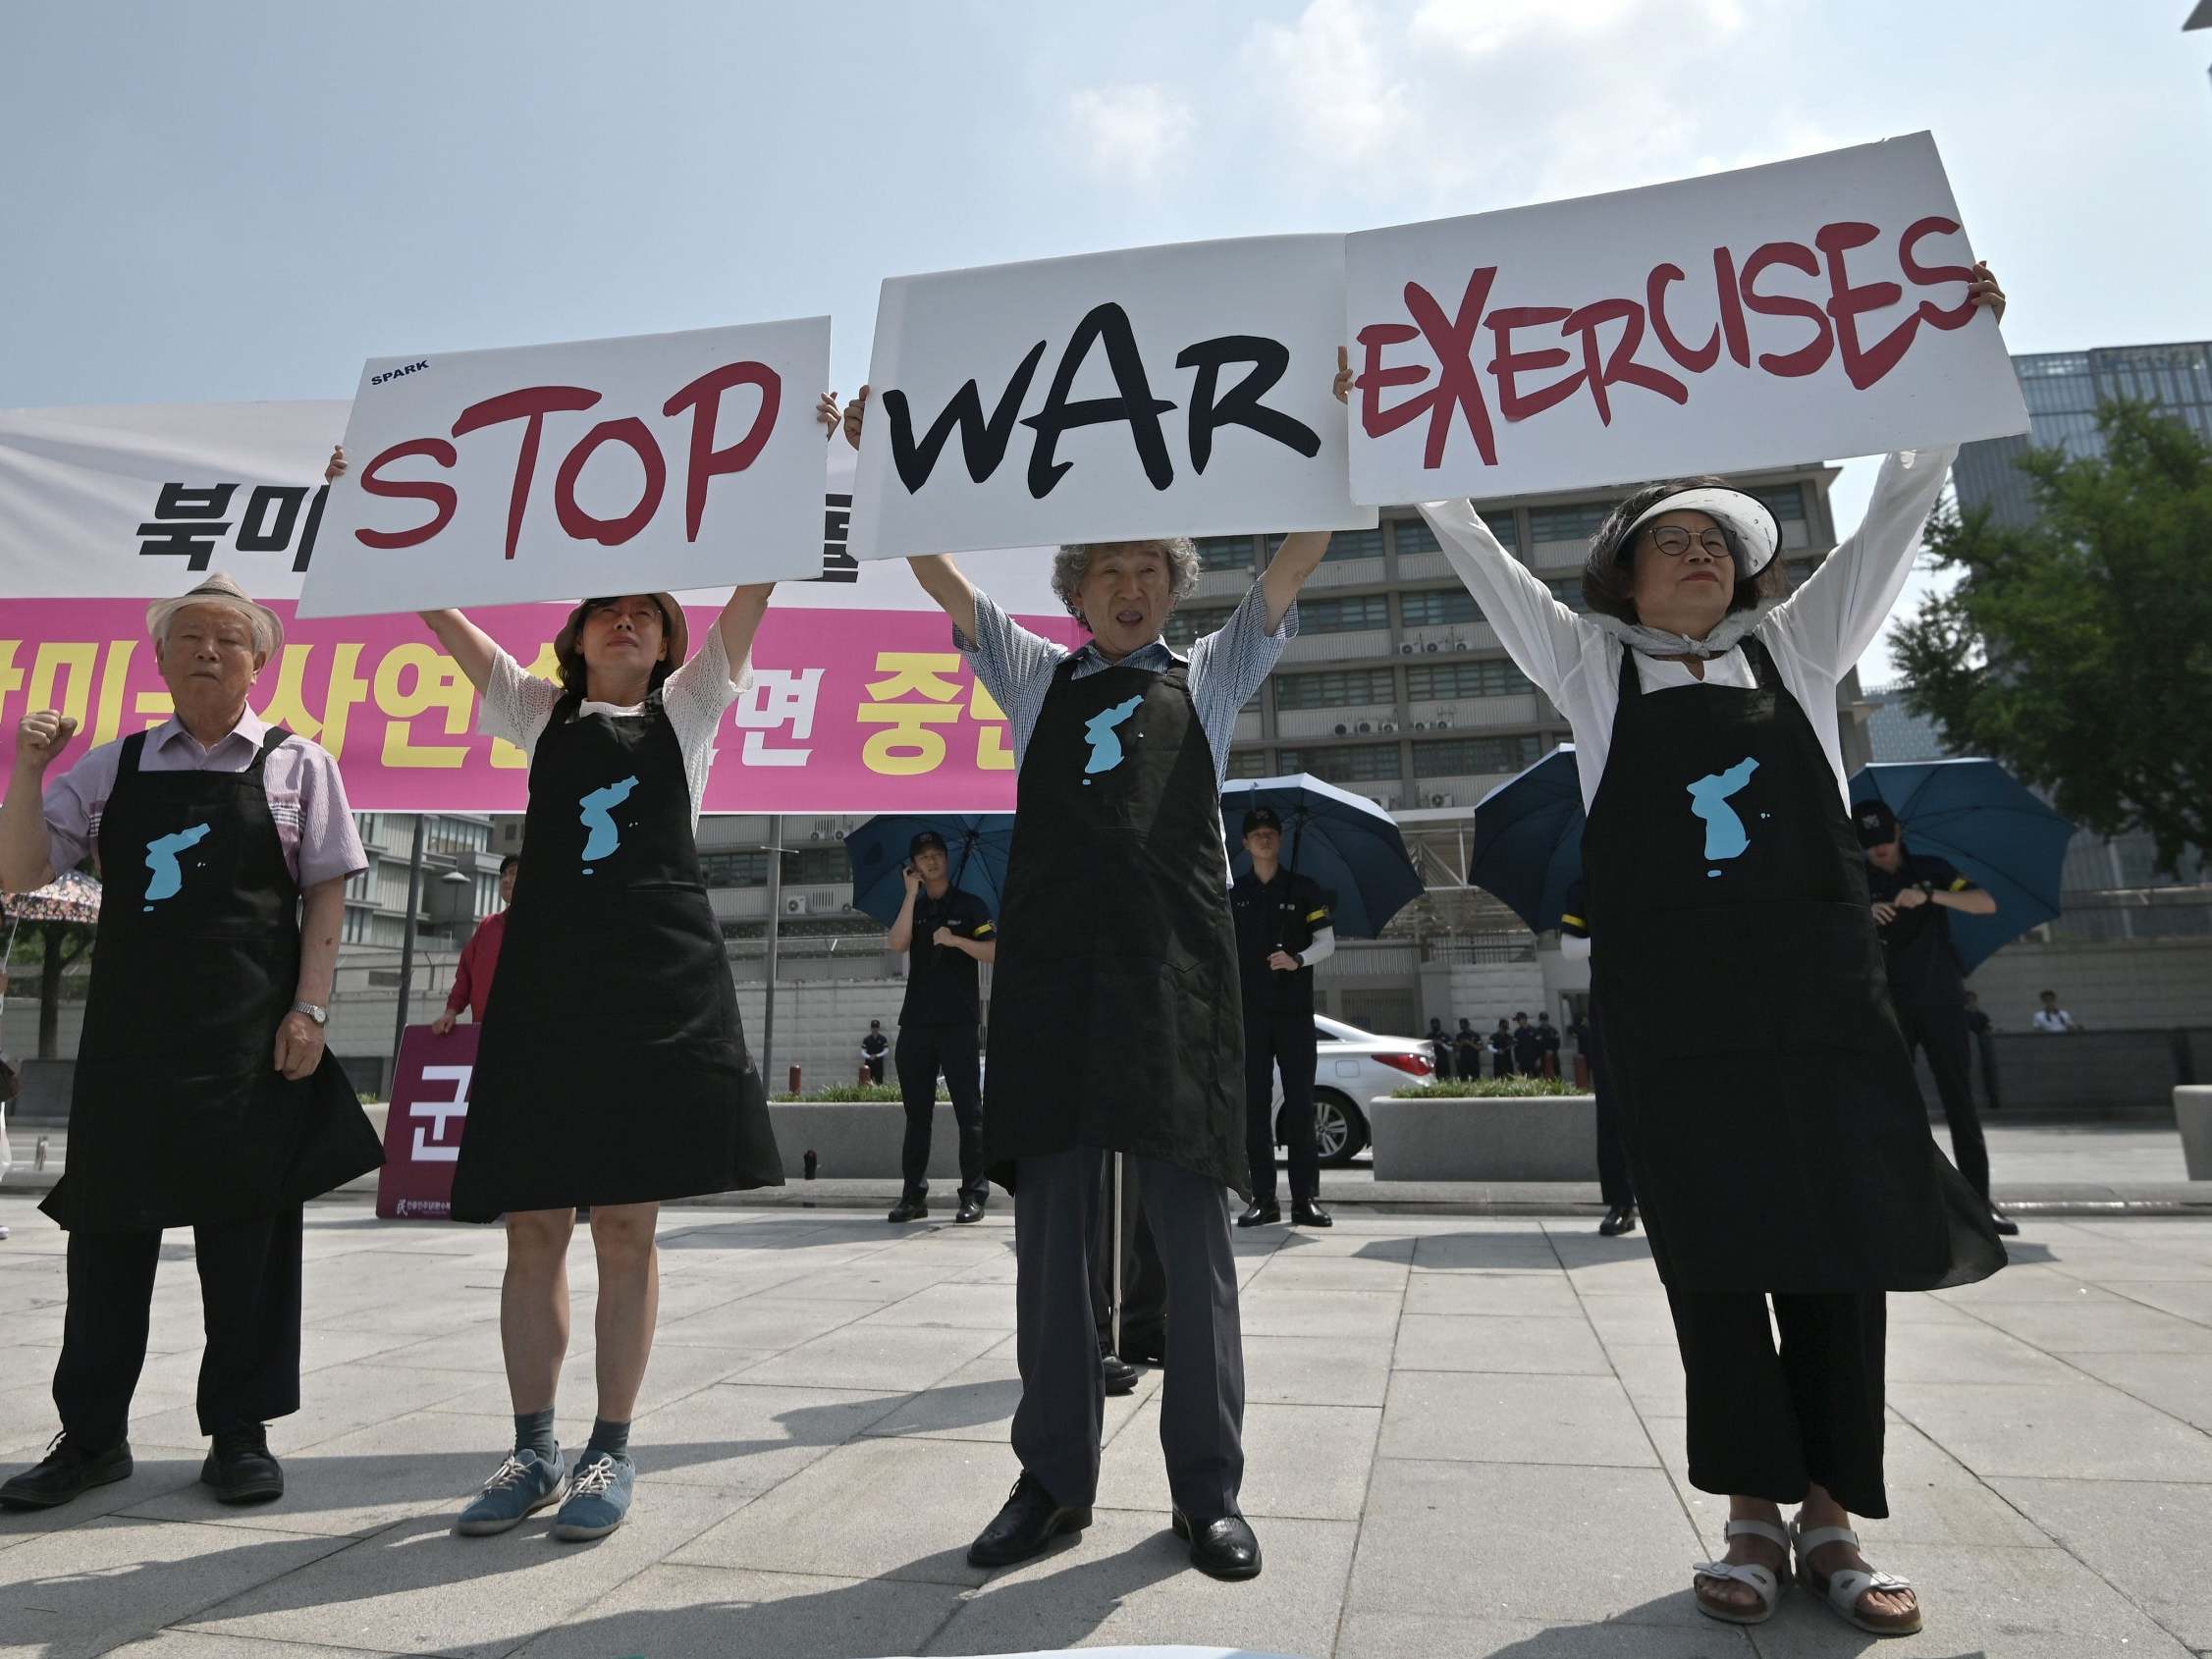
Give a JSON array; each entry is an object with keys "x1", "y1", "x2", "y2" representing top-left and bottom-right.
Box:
[
  {"x1": 909, "y1": 829, "x2": 949, "y2": 856},
  {"x1": 1242, "y1": 806, "x2": 1283, "y2": 835},
  {"x1": 1853, "y1": 799, "x2": 1900, "y2": 847}
]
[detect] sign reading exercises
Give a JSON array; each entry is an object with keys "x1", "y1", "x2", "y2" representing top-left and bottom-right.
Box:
[
  {"x1": 302, "y1": 318, "x2": 833, "y2": 616},
  {"x1": 849, "y1": 235, "x2": 1376, "y2": 560},
  {"x1": 1345, "y1": 134, "x2": 2028, "y2": 504}
]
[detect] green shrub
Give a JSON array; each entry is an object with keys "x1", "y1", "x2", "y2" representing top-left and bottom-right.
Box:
[
  {"x1": 770, "y1": 1084, "x2": 950, "y2": 1103},
  {"x1": 1388, "y1": 1077, "x2": 1581, "y2": 1098}
]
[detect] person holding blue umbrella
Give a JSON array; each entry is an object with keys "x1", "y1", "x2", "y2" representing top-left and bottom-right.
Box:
[
  {"x1": 1230, "y1": 805, "x2": 1336, "y2": 1229},
  {"x1": 1854, "y1": 799, "x2": 2014, "y2": 1237},
  {"x1": 886, "y1": 829, "x2": 997, "y2": 1225},
  {"x1": 1389, "y1": 265, "x2": 2011, "y2": 1638}
]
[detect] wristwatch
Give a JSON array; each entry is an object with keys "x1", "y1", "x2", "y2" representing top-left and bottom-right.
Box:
[{"x1": 290, "y1": 1000, "x2": 328, "y2": 1026}]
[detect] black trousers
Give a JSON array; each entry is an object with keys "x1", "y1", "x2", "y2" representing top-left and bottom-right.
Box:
[
  {"x1": 1243, "y1": 1006, "x2": 1318, "y2": 1204},
  {"x1": 1592, "y1": 1059, "x2": 1635, "y2": 1211},
  {"x1": 54, "y1": 1206, "x2": 304, "y2": 1450},
  {"x1": 1897, "y1": 1000, "x2": 1990, "y2": 1201},
  {"x1": 862, "y1": 1054, "x2": 886, "y2": 1085},
  {"x1": 1090, "y1": 1153, "x2": 1167, "y2": 1361},
  {"x1": 1013, "y1": 1147, "x2": 1243, "y2": 1519},
  {"x1": 895, "y1": 1022, "x2": 985, "y2": 1199},
  {"x1": 1667, "y1": 1287, "x2": 1889, "y2": 1519},
  {"x1": 1974, "y1": 1035, "x2": 2003, "y2": 1112}
]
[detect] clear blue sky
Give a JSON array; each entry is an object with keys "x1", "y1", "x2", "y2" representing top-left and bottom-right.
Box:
[{"x1": 6, "y1": 0, "x2": 2207, "y2": 673}]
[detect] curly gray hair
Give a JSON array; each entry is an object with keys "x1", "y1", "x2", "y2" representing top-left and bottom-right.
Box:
[{"x1": 1051, "y1": 538, "x2": 1202, "y2": 623}]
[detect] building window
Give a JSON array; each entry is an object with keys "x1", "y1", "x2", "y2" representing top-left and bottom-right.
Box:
[
  {"x1": 342, "y1": 904, "x2": 370, "y2": 944},
  {"x1": 1527, "y1": 502, "x2": 1610, "y2": 544},
  {"x1": 1748, "y1": 483, "x2": 1806, "y2": 523},
  {"x1": 1296, "y1": 593, "x2": 1391, "y2": 634},
  {"x1": 1275, "y1": 667, "x2": 1396, "y2": 710},
  {"x1": 1389, "y1": 517, "x2": 1440, "y2": 556},
  {"x1": 1412, "y1": 733, "x2": 1543, "y2": 777},
  {"x1": 1547, "y1": 579, "x2": 1589, "y2": 613},
  {"x1": 1163, "y1": 605, "x2": 1237, "y2": 649},
  {"x1": 1399, "y1": 587, "x2": 1480, "y2": 628},
  {"x1": 1406, "y1": 659, "x2": 1529, "y2": 700},
  {"x1": 786, "y1": 847, "x2": 849, "y2": 886},
  {"x1": 1225, "y1": 749, "x2": 1271, "y2": 779},
  {"x1": 1313, "y1": 525, "x2": 1383, "y2": 562},
  {"x1": 1471, "y1": 506, "x2": 1521, "y2": 551},
  {"x1": 699, "y1": 850, "x2": 772, "y2": 887},
  {"x1": 1276, "y1": 741, "x2": 1401, "y2": 784},
  {"x1": 1194, "y1": 534, "x2": 1255, "y2": 572}
]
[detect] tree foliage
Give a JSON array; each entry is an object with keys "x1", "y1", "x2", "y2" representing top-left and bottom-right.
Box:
[{"x1": 1890, "y1": 404, "x2": 2212, "y2": 874}]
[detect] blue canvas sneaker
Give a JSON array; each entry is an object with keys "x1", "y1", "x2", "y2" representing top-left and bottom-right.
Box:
[
  {"x1": 456, "y1": 1448, "x2": 566, "y2": 1536},
  {"x1": 550, "y1": 1449, "x2": 634, "y2": 1542}
]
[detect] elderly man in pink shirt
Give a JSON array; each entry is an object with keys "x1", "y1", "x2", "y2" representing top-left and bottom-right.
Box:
[{"x1": 0, "y1": 572, "x2": 382, "y2": 1515}]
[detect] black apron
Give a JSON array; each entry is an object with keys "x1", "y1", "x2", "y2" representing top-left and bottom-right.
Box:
[
  {"x1": 1583, "y1": 640, "x2": 2004, "y2": 1293},
  {"x1": 982, "y1": 657, "x2": 1247, "y2": 1198},
  {"x1": 44, "y1": 727, "x2": 381, "y2": 1233},
  {"x1": 449, "y1": 693, "x2": 782, "y2": 1220}
]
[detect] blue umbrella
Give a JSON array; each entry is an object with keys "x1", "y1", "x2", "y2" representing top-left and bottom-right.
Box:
[
  {"x1": 845, "y1": 814, "x2": 1016, "y2": 928},
  {"x1": 1219, "y1": 774, "x2": 1423, "y2": 939},
  {"x1": 1850, "y1": 759, "x2": 2075, "y2": 972},
  {"x1": 1468, "y1": 745, "x2": 1584, "y2": 934}
]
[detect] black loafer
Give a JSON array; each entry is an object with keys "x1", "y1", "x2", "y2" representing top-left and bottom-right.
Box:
[
  {"x1": 1172, "y1": 1507, "x2": 1262, "y2": 1579},
  {"x1": 968, "y1": 1472, "x2": 1090, "y2": 1568},
  {"x1": 203, "y1": 1425, "x2": 284, "y2": 1505},
  {"x1": 955, "y1": 1195, "x2": 986, "y2": 1224},
  {"x1": 1598, "y1": 1204, "x2": 1638, "y2": 1237},
  {"x1": 1235, "y1": 1202, "x2": 1281, "y2": 1228},
  {"x1": 1291, "y1": 1200, "x2": 1333, "y2": 1228},
  {"x1": 0, "y1": 1433, "x2": 133, "y2": 1510},
  {"x1": 1990, "y1": 1204, "x2": 2021, "y2": 1237},
  {"x1": 887, "y1": 1194, "x2": 929, "y2": 1224},
  {"x1": 1101, "y1": 1351, "x2": 1140, "y2": 1396}
]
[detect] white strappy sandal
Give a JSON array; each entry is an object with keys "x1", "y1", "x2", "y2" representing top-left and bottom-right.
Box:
[
  {"x1": 1692, "y1": 1517, "x2": 1791, "y2": 1625},
  {"x1": 1791, "y1": 1519, "x2": 1923, "y2": 1636}
]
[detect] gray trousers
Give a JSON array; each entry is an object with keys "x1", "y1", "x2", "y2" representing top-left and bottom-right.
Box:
[{"x1": 1011, "y1": 1146, "x2": 1244, "y2": 1519}]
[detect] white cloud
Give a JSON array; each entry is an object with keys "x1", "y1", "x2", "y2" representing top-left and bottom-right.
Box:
[
  {"x1": 1063, "y1": 84, "x2": 1197, "y2": 186},
  {"x1": 1244, "y1": 0, "x2": 1416, "y2": 168}
]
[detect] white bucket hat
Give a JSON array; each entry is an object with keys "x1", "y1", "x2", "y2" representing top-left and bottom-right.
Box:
[
  {"x1": 145, "y1": 571, "x2": 285, "y2": 660},
  {"x1": 1622, "y1": 487, "x2": 1781, "y2": 576}
]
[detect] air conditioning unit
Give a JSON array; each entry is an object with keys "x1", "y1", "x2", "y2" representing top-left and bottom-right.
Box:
[
  {"x1": 1398, "y1": 642, "x2": 1417, "y2": 655},
  {"x1": 1356, "y1": 721, "x2": 1373, "y2": 734},
  {"x1": 1433, "y1": 715, "x2": 1452, "y2": 728},
  {"x1": 1424, "y1": 641, "x2": 1441, "y2": 653},
  {"x1": 1412, "y1": 720, "x2": 1429, "y2": 730},
  {"x1": 1430, "y1": 791, "x2": 1457, "y2": 808},
  {"x1": 1378, "y1": 721, "x2": 1399, "y2": 732},
  {"x1": 1332, "y1": 722, "x2": 1350, "y2": 736},
  {"x1": 805, "y1": 889, "x2": 843, "y2": 914},
  {"x1": 782, "y1": 896, "x2": 807, "y2": 916}
]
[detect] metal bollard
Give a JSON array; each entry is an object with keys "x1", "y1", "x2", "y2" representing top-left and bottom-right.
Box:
[
  {"x1": 35, "y1": 1135, "x2": 49, "y2": 1172},
  {"x1": 803, "y1": 1149, "x2": 818, "y2": 1180},
  {"x1": 788, "y1": 1063, "x2": 803, "y2": 1095}
]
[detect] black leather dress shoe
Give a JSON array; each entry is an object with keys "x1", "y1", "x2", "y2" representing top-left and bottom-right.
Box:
[
  {"x1": 1291, "y1": 1199, "x2": 1333, "y2": 1228},
  {"x1": 968, "y1": 1472, "x2": 1091, "y2": 1568},
  {"x1": 887, "y1": 1193, "x2": 929, "y2": 1223},
  {"x1": 1990, "y1": 1204, "x2": 2021, "y2": 1237},
  {"x1": 203, "y1": 1425, "x2": 284, "y2": 1505},
  {"x1": 0, "y1": 1433, "x2": 133, "y2": 1510},
  {"x1": 1235, "y1": 1201, "x2": 1282, "y2": 1228},
  {"x1": 1101, "y1": 1351, "x2": 1140, "y2": 1396},
  {"x1": 1597, "y1": 1204, "x2": 1638, "y2": 1237},
  {"x1": 955, "y1": 1195, "x2": 986, "y2": 1224},
  {"x1": 1172, "y1": 1507, "x2": 1262, "y2": 1579}
]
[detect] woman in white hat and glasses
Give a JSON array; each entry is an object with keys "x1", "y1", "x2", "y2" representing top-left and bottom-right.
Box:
[
  {"x1": 1388, "y1": 265, "x2": 2011, "y2": 1638},
  {"x1": 327, "y1": 407, "x2": 831, "y2": 1540}
]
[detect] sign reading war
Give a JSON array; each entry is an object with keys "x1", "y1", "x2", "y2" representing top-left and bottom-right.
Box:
[
  {"x1": 849, "y1": 234, "x2": 1376, "y2": 560},
  {"x1": 301, "y1": 318, "x2": 834, "y2": 616},
  {"x1": 1344, "y1": 133, "x2": 2030, "y2": 504}
]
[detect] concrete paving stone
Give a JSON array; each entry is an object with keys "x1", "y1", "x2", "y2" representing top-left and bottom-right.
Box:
[
  {"x1": 1577, "y1": 1292, "x2": 1683, "y2": 1349},
  {"x1": 921, "y1": 1508, "x2": 1356, "y2": 1657},
  {"x1": 0, "y1": 1443, "x2": 208, "y2": 1555},
  {"x1": 772, "y1": 1259, "x2": 986, "y2": 1307},
  {"x1": 668, "y1": 1434, "x2": 1006, "y2": 1586},
  {"x1": 297, "y1": 1323, "x2": 444, "y2": 1375},
  {"x1": 179, "y1": 1485, "x2": 751, "y2": 1657},
  {"x1": 652, "y1": 1294, "x2": 869, "y2": 1352},
  {"x1": 2103, "y1": 1278, "x2": 2212, "y2": 1327},
  {"x1": 1857, "y1": 1417, "x2": 2067, "y2": 1549},
  {"x1": 1247, "y1": 1252, "x2": 1412, "y2": 1293},
  {"x1": 1336, "y1": 1609, "x2": 1757, "y2": 1658},
  {"x1": 1403, "y1": 1270, "x2": 1584, "y2": 1318},
  {"x1": 1393, "y1": 1312, "x2": 1611, "y2": 1375},
  {"x1": 631, "y1": 1380, "x2": 912, "y2": 1494},
  {"x1": 1, "y1": 1515, "x2": 350, "y2": 1659},
  {"x1": 130, "y1": 1363, "x2": 489, "y2": 1461},
  {"x1": 435, "y1": 1340, "x2": 768, "y2": 1425},
  {"x1": 1969, "y1": 1297, "x2": 2212, "y2": 1355},
  {"x1": 1880, "y1": 1288, "x2": 1978, "y2": 1325},
  {"x1": 2060, "y1": 1350, "x2": 2212, "y2": 1434},
  {"x1": 859, "y1": 1336, "x2": 1160, "y2": 1446},
  {"x1": 1993, "y1": 1475, "x2": 2212, "y2": 1650},
  {"x1": 2041, "y1": 1243, "x2": 2212, "y2": 1284},
  {"x1": 1884, "y1": 1318, "x2": 2084, "y2": 1384},
  {"x1": 855, "y1": 1280, "x2": 1019, "y2": 1330},
  {"x1": 1935, "y1": 1262, "x2": 2140, "y2": 1305},
  {"x1": 1889, "y1": 1379, "x2": 2212, "y2": 1482},
  {"x1": 733, "y1": 1320, "x2": 1006, "y2": 1392},
  {"x1": 1601, "y1": 1342, "x2": 1687, "y2": 1417},
  {"x1": 1412, "y1": 1229, "x2": 1564, "y2": 1273},
  {"x1": 1379, "y1": 1368, "x2": 1657, "y2": 1469},
  {"x1": 1234, "y1": 1286, "x2": 1404, "y2": 1344},
  {"x1": 345, "y1": 1319, "x2": 516, "y2": 1375},
  {"x1": 1241, "y1": 1333, "x2": 1395, "y2": 1408},
  {"x1": 1348, "y1": 1459, "x2": 1703, "y2": 1625},
  {"x1": 1746, "y1": 1540, "x2": 2197, "y2": 1658},
  {"x1": 109, "y1": 1632, "x2": 400, "y2": 1657},
  {"x1": 504, "y1": 1561, "x2": 968, "y2": 1659},
  {"x1": 1094, "y1": 1399, "x2": 1379, "y2": 1520},
  {"x1": 1273, "y1": 1228, "x2": 1419, "y2": 1261}
]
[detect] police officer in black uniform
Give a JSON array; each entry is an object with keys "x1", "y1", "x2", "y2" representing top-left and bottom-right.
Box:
[
  {"x1": 887, "y1": 829, "x2": 997, "y2": 1224},
  {"x1": 1562, "y1": 883, "x2": 1636, "y2": 1236},
  {"x1": 1427, "y1": 1017, "x2": 1455, "y2": 1080},
  {"x1": 860, "y1": 1021, "x2": 890, "y2": 1086},
  {"x1": 1230, "y1": 807, "x2": 1335, "y2": 1229},
  {"x1": 1511, "y1": 1012, "x2": 1541, "y2": 1077},
  {"x1": 1855, "y1": 799, "x2": 2017, "y2": 1237},
  {"x1": 1455, "y1": 1018, "x2": 1484, "y2": 1079}
]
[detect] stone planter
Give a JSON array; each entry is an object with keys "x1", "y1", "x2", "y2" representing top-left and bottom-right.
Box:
[
  {"x1": 2176, "y1": 1086, "x2": 2212, "y2": 1181},
  {"x1": 1369, "y1": 1093, "x2": 1597, "y2": 1182},
  {"x1": 765, "y1": 1100, "x2": 966, "y2": 1181}
]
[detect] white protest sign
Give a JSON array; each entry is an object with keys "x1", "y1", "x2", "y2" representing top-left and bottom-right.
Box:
[
  {"x1": 1345, "y1": 133, "x2": 2028, "y2": 504},
  {"x1": 850, "y1": 234, "x2": 1376, "y2": 560},
  {"x1": 300, "y1": 318, "x2": 833, "y2": 615}
]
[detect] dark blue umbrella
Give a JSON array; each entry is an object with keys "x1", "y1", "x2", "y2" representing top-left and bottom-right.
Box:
[
  {"x1": 1219, "y1": 774, "x2": 1423, "y2": 939},
  {"x1": 1850, "y1": 759, "x2": 2075, "y2": 971},
  {"x1": 1468, "y1": 745, "x2": 1584, "y2": 934},
  {"x1": 845, "y1": 814, "x2": 1016, "y2": 927}
]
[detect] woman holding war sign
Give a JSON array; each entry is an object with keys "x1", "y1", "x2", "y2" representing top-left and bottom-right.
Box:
[
  {"x1": 1365, "y1": 263, "x2": 2012, "y2": 1637},
  {"x1": 322, "y1": 397, "x2": 836, "y2": 1542}
]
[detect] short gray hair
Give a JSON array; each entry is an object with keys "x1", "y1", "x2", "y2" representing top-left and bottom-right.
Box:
[
  {"x1": 1051, "y1": 538, "x2": 1201, "y2": 622},
  {"x1": 153, "y1": 599, "x2": 278, "y2": 659}
]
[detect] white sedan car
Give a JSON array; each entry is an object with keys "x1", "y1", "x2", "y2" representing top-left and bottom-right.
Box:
[{"x1": 1269, "y1": 1013, "x2": 1437, "y2": 1165}]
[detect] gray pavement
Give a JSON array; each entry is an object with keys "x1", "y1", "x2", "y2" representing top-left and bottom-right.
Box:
[{"x1": 1, "y1": 1197, "x2": 2209, "y2": 1658}]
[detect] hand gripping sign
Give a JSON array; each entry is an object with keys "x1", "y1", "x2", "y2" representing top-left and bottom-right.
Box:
[
  {"x1": 1345, "y1": 134, "x2": 2028, "y2": 504},
  {"x1": 302, "y1": 318, "x2": 834, "y2": 615}
]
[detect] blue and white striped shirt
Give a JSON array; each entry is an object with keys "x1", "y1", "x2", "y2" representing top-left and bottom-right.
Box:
[{"x1": 956, "y1": 580, "x2": 1298, "y2": 781}]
